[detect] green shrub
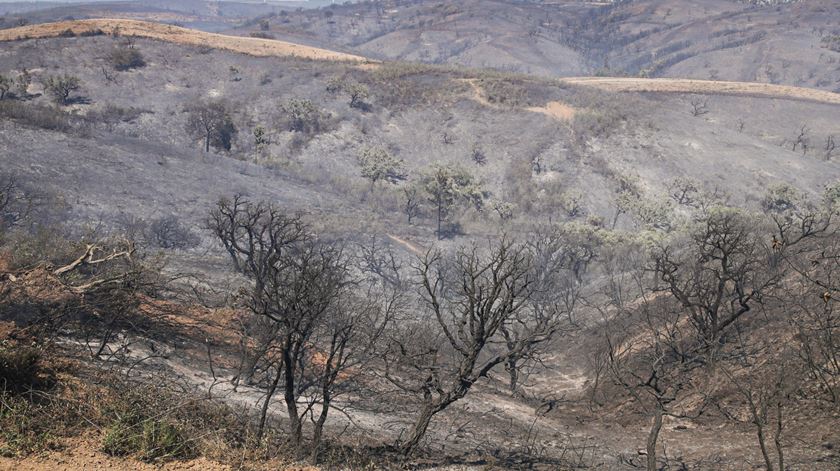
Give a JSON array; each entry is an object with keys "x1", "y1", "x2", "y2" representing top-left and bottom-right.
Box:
[
  {"x1": 0, "y1": 393, "x2": 59, "y2": 457},
  {"x1": 102, "y1": 416, "x2": 191, "y2": 462}
]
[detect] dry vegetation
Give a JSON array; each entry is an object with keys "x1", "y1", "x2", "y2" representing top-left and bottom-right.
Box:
[
  {"x1": 0, "y1": 19, "x2": 372, "y2": 63},
  {"x1": 0, "y1": 7, "x2": 839, "y2": 471}
]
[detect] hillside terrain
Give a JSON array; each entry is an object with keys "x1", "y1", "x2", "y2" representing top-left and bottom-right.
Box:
[
  {"x1": 0, "y1": 19, "x2": 370, "y2": 61},
  {"x1": 233, "y1": 0, "x2": 840, "y2": 92},
  {"x1": 0, "y1": 13, "x2": 839, "y2": 471},
  {"x1": 0, "y1": 0, "x2": 326, "y2": 32}
]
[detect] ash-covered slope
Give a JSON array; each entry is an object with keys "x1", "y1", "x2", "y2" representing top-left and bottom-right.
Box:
[
  {"x1": 0, "y1": 33, "x2": 837, "y2": 244},
  {"x1": 233, "y1": 0, "x2": 840, "y2": 92}
]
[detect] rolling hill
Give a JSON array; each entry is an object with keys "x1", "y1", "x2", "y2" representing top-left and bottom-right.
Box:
[
  {"x1": 232, "y1": 0, "x2": 840, "y2": 92},
  {"x1": 0, "y1": 13, "x2": 839, "y2": 471}
]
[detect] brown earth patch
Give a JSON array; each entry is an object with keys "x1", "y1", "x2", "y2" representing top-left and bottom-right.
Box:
[{"x1": 526, "y1": 101, "x2": 577, "y2": 121}]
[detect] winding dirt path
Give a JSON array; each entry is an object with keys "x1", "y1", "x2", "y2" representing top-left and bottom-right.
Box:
[{"x1": 386, "y1": 233, "x2": 424, "y2": 256}]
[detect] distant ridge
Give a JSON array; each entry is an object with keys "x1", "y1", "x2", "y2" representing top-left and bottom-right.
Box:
[{"x1": 0, "y1": 19, "x2": 374, "y2": 63}]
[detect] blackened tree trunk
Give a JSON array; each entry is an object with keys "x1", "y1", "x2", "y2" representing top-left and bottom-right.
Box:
[
  {"x1": 257, "y1": 363, "x2": 282, "y2": 442},
  {"x1": 646, "y1": 402, "x2": 663, "y2": 471}
]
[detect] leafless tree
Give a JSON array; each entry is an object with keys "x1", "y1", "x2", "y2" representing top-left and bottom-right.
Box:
[
  {"x1": 403, "y1": 186, "x2": 421, "y2": 225},
  {"x1": 653, "y1": 208, "x2": 781, "y2": 345},
  {"x1": 499, "y1": 225, "x2": 597, "y2": 391},
  {"x1": 100, "y1": 65, "x2": 118, "y2": 85},
  {"x1": 357, "y1": 235, "x2": 404, "y2": 288},
  {"x1": 668, "y1": 177, "x2": 701, "y2": 207},
  {"x1": 471, "y1": 145, "x2": 488, "y2": 166},
  {"x1": 689, "y1": 96, "x2": 709, "y2": 117},
  {"x1": 775, "y1": 214, "x2": 839, "y2": 403},
  {"x1": 209, "y1": 196, "x2": 392, "y2": 460},
  {"x1": 719, "y1": 342, "x2": 800, "y2": 471},
  {"x1": 148, "y1": 215, "x2": 199, "y2": 250},
  {"x1": 208, "y1": 194, "x2": 308, "y2": 383},
  {"x1": 825, "y1": 135, "x2": 836, "y2": 160},
  {"x1": 792, "y1": 125, "x2": 809, "y2": 155},
  {"x1": 593, "y1": 234, "x2": 716, "y2": 471},
  {"x1": 0, "y1": 174, "x2": 25, "y2": 233},
  {"x1": 601, "y1": 295, "x2": 706, "y2": 471},
  {"x1": 385, "y1": 238, "x2": 533, "y2": 454}
]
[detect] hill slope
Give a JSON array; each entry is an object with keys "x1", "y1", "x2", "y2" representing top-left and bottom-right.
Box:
[
  {"x1": 0, "y1": 19, "x2": 372, "y2": 62},
  {"x1": 236, "y1": 0, "x2": 840, "y2": 92},
  {"x1": 0, "y1": 22, "x2": 839, "y2": 471}
]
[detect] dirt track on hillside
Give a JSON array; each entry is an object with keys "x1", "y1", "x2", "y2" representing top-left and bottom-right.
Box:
[
  {"x1": 561, "y1": 77, "x2": 840, "y2": 105},
  {"x1": 0, "y1": 19, "x2": 371, "y2": 63}
]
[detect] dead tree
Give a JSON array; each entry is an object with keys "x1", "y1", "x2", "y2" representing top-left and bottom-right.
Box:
[
  {"x1": 208, "y1": 195, "x2": 306, "y2": 384},
  {"x1": 0, "y1": 174, "x2": 25, "y2": 233},
  {"x1": 596, "y1": 240, "x2": 710, "y2": 471},
  {"x1": 500, "y1": 225, "x2": 597, "y2": 391},
  {"x1": 403, "y1": 187, "x2": 421, "y2": 225},
  {"x1": 719, "y1": 343, "x2": 799, "y2": 471},
  {"x1": 654, "y1": 208, "x2": 782, "y2": 345},
  {"x1": 792, "y1": 125, "x2": 809, "y2": 155},
  {"x1": 210, "y1": 196, "x2": 391, "y2": 459},
  {"x1": 689, "y1": 96, "x2": 709, "y2": 117},
  {"x1": 776, "y1": 215, "x2": 840, "y2": 403},
  {"x1": 0, "y1": 238, "x2": 152, "y2": 356},
  {"x1": 602, "y1": 299, "x2": 703, "y2": 471},
  {"x1": 386, "y1": 238, "x2": 534, "y2": 454},
  {"x1": 668, "y1": 177, "x2": 700, "y2": 207},
  {"x1": 825, "y1": 135, "x2": 836, "y2": 160}
]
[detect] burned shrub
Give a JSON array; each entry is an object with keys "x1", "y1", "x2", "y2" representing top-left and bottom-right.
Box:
[
  {"x1": 185, "y1": 100, "x2": 237, "y2": 152},
  {"x1": 147, "y1": 215, "x2": 199, "y2": 250},
  {"x1": 109, "y1": 46, "x2": 146, "y2": 72},
  {"x1": 0, "y1": 344, "x2": 42, "y2": 393}
]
